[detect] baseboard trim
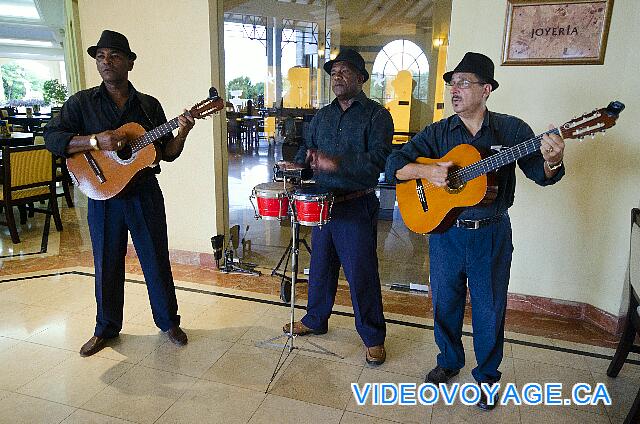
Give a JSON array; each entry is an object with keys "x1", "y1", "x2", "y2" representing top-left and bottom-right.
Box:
[
  {"x1": 506, "y1": 292, "x2": 622, "y2": 335},
  {"x1": 126, "y1": 245, "x2": 217, "y2": 269},
  {"x1": 129, "y1": 245, "x2": 624, "y2": 336}
]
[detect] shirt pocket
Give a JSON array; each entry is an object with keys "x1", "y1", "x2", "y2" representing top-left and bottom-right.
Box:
[{"x1": 340, "y1": 122, "x2": 368, "y2": 154}]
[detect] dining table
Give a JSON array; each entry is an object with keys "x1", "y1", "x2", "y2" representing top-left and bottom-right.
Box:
[
  {"x1": 7, "y1": 114, "x2": 52, "y2": 132},
  {"x1": 0, "y1": 132, "x2": 35, "y2": 147}
]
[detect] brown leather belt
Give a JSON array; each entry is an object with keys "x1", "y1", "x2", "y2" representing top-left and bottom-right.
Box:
[{"x1": 333, "y1": 188, "x2": 375, "y2": 203}]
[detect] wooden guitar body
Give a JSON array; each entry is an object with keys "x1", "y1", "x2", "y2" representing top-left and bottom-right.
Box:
[
  {"x1": 396, "y1": 144, "x2": 488, "y2": 234},
  {"x1": 65, "y1": 87, "x2": 223, "y2": 200},
  {"x1": 66, "y1": 122, "x2": 159, "y2": 200},
  {"x1": 394, "y1": 101, "x2": 625, "y2": 234}
]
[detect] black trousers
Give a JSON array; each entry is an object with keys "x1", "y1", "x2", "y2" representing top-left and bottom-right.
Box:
[{"x1": 88, "y1": 176, "x2": 180, "y2": 338}]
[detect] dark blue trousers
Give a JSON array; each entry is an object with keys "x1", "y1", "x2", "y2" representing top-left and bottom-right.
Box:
[
  {"x1": 301, "y1": 193, "x2": 386, "y2": 347},
  {"x1": 88, "y1": 176, "x2": 180, "y2": 338},
  {"x1": 429, "y1": 215, "x2": 513, "y2": 383}
]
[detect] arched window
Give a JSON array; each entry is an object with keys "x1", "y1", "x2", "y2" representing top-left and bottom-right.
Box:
[{"x1": 370, "y1": 39, "x2": 429, "y2": 105}]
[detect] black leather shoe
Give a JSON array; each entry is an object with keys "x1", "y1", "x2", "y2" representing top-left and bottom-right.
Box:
[
  {"x1": 165, "y1": 326, "x2": 188, "y2": 346},
  {"x1": 425, "y1": 365, "x2": 460, "y2": 384},
  {"x1": 79, "y1": 336, "x2": 107, "y2": 357},
  {"x1": 477, "y1": 389, "x2": 498, "y2": 411}
]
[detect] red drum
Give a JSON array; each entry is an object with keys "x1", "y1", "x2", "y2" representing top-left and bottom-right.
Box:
[
  {"x1": 292, "y1": 185, "x2": 333, "y2": 226},
  {"x1": 250, "y1": 182, "x2": 293, "y2": 220}
]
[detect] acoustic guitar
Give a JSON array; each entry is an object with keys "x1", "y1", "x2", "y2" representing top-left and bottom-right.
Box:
[
  {"x1": 396, "y1": 101, "x2": 625, "y2": 234},
  {"x1": 66, "y1": 87, "x2": 224, "y2": 200}
]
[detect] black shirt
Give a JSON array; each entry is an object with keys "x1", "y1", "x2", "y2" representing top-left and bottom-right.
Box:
[{"x1": 295, "y1": 91, "x2": 394, "y2": 193}]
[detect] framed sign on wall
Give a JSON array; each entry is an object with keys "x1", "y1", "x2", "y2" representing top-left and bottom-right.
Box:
[{"x1": 502, "y1": 0, "x2": 614, "y2": 65}]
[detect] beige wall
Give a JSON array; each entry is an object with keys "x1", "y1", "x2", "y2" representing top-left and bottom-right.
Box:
[
  {"x1": 77, "y1": 0, "x2": 226, "y2": 253},
  {"x1": 448, "y1": 0, "x2": 640, "y2": 314}
]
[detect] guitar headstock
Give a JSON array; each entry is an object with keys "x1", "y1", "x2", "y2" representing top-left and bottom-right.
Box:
[
  {"x1": 559, "y1": 101, "x2": 625, "y2": 140},
  {"x1": 189, "y1": 87, "x2": 224, "y2": 119}
]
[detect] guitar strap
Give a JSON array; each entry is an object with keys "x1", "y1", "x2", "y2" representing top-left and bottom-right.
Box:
[
  {"x1": 138, "y1": 96, "x2": 158, "y2": 133},
  {"x1": 487, "y1": 111, "x2": 507, "y2": 153},
  {"x1": 484, "y1": 111, "x2": 502, "y2": 202},
  {"x1": 138, "y1": 98, "x2": 172, "y2": 150}
]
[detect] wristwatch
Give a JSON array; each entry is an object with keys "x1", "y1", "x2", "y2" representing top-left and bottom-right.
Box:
[
  {"x1": 89, "y1": 135, "x2": 99, "y2": 151},
  {"x1": 546, "y1": 160, "x2": 563, "y2": 171}
]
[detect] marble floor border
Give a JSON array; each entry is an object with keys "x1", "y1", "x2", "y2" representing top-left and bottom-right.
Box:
[
  {"x1": 2, "y1": 269, "x2": 637, "y2": 368},
  {"x1": 0, "y1": 215, "x2": 51, "y2": 259}
]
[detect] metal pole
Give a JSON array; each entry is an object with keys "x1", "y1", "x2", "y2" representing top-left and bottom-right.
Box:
[{"x1": 288, "y1": 215, "x2": 300, "y2": 351}]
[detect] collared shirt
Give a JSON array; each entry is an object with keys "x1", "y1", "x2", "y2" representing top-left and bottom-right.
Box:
[
  {"x1": 44, "y1": 82, "x2": 173, "y2": 176},
  {"x1": 385, "y1": 110, "x2": 565, "y2": 220},
  {"x1": 295, "y1": 91, "x2": 394, "y2": 193}
]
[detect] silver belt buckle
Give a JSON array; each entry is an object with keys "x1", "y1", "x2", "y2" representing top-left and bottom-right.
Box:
[{"x1": 456, "y1": 219, "x2": 480, "y2": 229}]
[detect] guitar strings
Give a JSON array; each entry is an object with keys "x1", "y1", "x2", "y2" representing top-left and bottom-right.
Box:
[
  {"x1": 129, "y1": 117, "x2": 181, "y2": 153},
  {"x1": 453, "y1": 133, "x2": 547, "y2": 183},
  {"x1": 415, "y1": 130, "x2": 554, "y2": 195}
]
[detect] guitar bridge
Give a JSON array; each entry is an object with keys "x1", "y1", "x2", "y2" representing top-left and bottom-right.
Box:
[
  {"x1": 83, "y1": 152, "x2": 106, "y2": 184},
  {"x1": 416, "y1": 179, "x2": 428, "y2": 212}
]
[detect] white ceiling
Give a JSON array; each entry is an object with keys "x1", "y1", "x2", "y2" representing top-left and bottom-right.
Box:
[{"x1": 0, "y1": 0, "x2": 65, "y2": 61}]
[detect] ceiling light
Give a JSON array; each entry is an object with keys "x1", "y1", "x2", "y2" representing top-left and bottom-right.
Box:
[
  {"x1": 0, "y1": 4, "x2": 40, "y2": 19},
  {"x1": 433, "y1": 37, "x2": 446, "y2": 48},
  {"x1": 0, "y1": 38, "x2": 53, "y2": 47}
]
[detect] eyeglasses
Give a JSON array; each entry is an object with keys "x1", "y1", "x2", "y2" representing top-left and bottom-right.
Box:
[{"x1": 445, "y1": 80, "x2": 487, "y2": 89}]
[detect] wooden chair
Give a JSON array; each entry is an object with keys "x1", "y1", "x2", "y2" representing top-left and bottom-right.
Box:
[
  {"x1": 227, "y1": 113, "x2": 242, "y2": 153},
  {"x1": 33, "y1": 136, "x2": 73, "y2": 208},
  {"x1": 607, "y1": 207, "x2": 640, "y2": 424},
  {"x1": 55, "y1": 156, "x2": 74, "y2": 207},
  {"x1": 0, "y1": 145, "x2": 63, "y2": 243}
]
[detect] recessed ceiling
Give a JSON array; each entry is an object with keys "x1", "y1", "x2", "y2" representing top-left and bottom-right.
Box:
[
  {"x1": 0, "y1": 0, "x2": 40, "y2": 20},
  {"x1": 0, "y1": 0, "x2": 65, "y2": 61},
  {"x1": 225, "y1": 0, "x2": 434, "y2": 37}
]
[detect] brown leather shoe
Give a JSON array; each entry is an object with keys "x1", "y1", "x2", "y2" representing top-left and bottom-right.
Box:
[
  {"x1": 79, "y1": 336, "x2": 107, "y2": 357},
  {"x1": 165, "y1": 326, "x2": 188, "y2": 346},
  {"x1": 365, "y1": 345, "x2": 386, "y2": 365},
  {"x1": 282, "y1": 321, "x2": 325, "y2": 336}
]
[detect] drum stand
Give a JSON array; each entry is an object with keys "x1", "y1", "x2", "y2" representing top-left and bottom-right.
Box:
[
  {"x1": 271, "y1": 229, "x2": 311, "y2": 302},
  {"x1": 259, "y1": 215, "x2": 342, "y2": 394}
]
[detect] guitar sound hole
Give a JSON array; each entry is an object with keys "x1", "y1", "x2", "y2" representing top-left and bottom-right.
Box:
[
  {"x1": 446, "y1": 166, "x2": 465, "y2": 193},
  {"x1": 448, "y1": 177, "x2": 463, "y2": 190},
  {"x1": 116, "y1": 145, "x2": 133, "y2": 161}
]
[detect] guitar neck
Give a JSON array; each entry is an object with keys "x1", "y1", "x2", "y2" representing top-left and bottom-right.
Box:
[
  {"x1": 129, "y1": 115, "x2": 182, "y2": 153},
  {"x1": 459, "y1": 127, "x2": 561, "y2": 183}
]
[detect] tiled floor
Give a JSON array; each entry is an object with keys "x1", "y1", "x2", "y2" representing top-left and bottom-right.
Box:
[
  {"x1": 0, "y1": 269, "x2": 637, "y2": 423},
  {"x1": 0, "y1": 141, "x2": 636, "y2": 422}
]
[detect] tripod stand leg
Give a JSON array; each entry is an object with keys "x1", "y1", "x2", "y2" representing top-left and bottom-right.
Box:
[
  {"x1": 271, "y1": 238, "x2": 292, "y2": 277},
  {"x1": 300, "y1": 237, "x2": 312, "y2": 255},
  {"x1": 264, "y1": 335, "x2": 295, "y2": 394}
]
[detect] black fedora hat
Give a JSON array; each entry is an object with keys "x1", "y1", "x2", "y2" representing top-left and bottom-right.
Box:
[
  {"x1": 87, "y1": 30, "x2": 136, "y2": 61},
  {"x1": 443, "y1": 52, "x2": 498, "y2": 91},
  {"x1": 323, "y1": 49, "x2": 369, "y2": 82}
]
